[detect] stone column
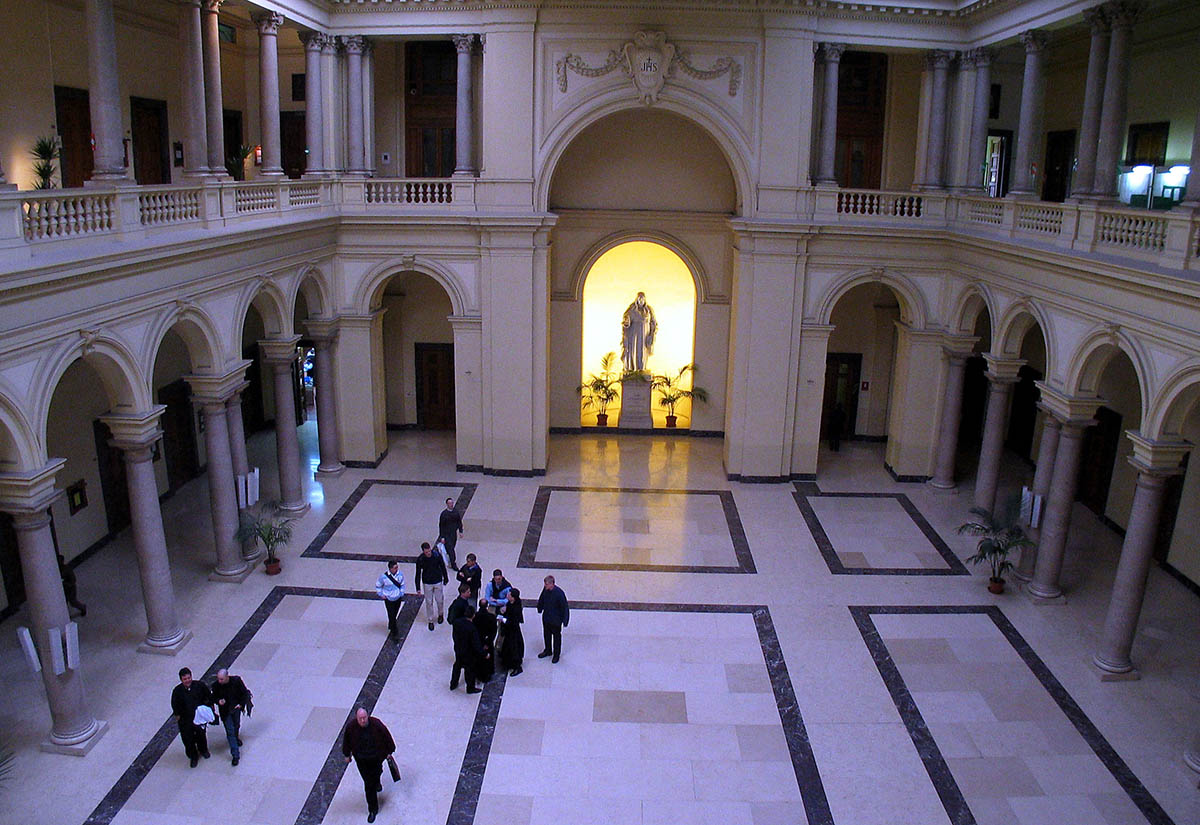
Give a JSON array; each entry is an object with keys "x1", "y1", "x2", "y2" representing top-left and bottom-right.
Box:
[
  {"x1": 1093, "y1": 437, "x2": 1189, "y2": 677},
  {"x1": 1092, "y1": 1, "x2": 1140, "y2": 199},
  {"x1": 261, "y1": 340, "x2": 309, "y2": 514},
  {"x1": 1179, "y1": 105, "x2": 1200, "y2": 209},
  {"x1": 930, "y1": 349, "x2": 971, "y2": 490},
  {"x1": 226, "y1": 387, "x2": 250, "y2": 480},
  {"x1": 0, "y1": 462, "x2": 107, "y2": 753},
  {"x1": 967, "y1": 49, "x2": 992, "y2": 193},
  {"x1": 1028, "y1": 416, "x2": 1092, "y2": 601},
  {"x1": 922, "y1": 50, "x2": 955, "y2": 190},
  {"x1": 306, "y1": 323, "x2": 345, "y2": 476},
  {"x1": 200, "y1": 400, "x2": 249, "y2": 578},
  {"x1": 200, "y1": 0, "x2": 227, "y2": 176},
  {"x1": 320, "y1": 35, "x2": 339, "y2": 173},
  {"x1": 1014, "y1": 410, "x2": 1061, "y2": 581},
  {"x1": 452, "y1": 34, "x2": 476, "y2": 176},
  {"x1": 1073, "y1": 7, "x2": 1111, "y2": 198},
  {"x1": 815, "y1": 43, "x2": 846, "y2": 185},
  {"x1": 1009, "y1": 30, "x2": 1049, "y2": 197},
  {"x1": 343, "y1": 36, "x2": 366, "y2": 176},
  {"x1": 101, "y1": 414, "x2": 191, "y2": 653},
  {"x1": 363, "y1": 39, "x2": 375, "y2": 176},
  {"x1": 253, "y1": 11, "x2": 285, "y2": 177},
  {"x1": 973, "y1": 359, "x2": 1021, "y2": 512},
  {"x1": 178, "y1": 0, "x2": 210, "y2": 177},
  {"x1": 84, "y1": 0, "x2": 126, "y2": 182},
  {"x1": 298, "y1": 32, "x2": 324, "y2": 176}
]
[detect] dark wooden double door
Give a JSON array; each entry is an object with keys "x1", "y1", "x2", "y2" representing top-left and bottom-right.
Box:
[
  {"x1": 54, "y1": 86, "x2": 171, "y2": 186},
  {"x1": 415, "y1": 343, "x2": 455, "y2": 430}
]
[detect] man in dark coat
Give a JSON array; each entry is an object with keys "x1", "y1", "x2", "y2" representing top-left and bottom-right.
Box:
[
  {"x1": 438, "y1": 497, "x2": 464, "y2": 570},
  {"x1": 536, "y1": 575, "x2": 570, "y2": 663},
  {"x1": 210, "y1": 668, "x2": 250, "y2": 765},
  {"x1": 473, "y1": 599, "x2": 498, "y2": 682},
  {"x1": 456, "y1": 553, "x2": 483, "y2": 601},
  {"x1": 170, "y1": 667, "x2": 214, "y2": 767},
  {"x1": 447, "y1": 583, "x2": 473, "y2": 627},
  {"x1": 342, "y1": 707, "x2": 396, "y2": 823},
  {"x1": 451, "y1": 604, "x2": 487, "y2": 694}
]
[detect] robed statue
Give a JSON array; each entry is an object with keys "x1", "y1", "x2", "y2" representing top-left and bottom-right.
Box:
[{"x1": 621, "y1": 292, "x2": 657, "y2": 372}]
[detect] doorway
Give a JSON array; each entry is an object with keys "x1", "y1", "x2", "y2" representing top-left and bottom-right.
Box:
[
  {"x1": 1005, "y1": 365, "x2": 1043, "y2": 461},
  {"x1": 959, "y1": 356, "x2": 988, "y2": 447},
  {"x1": 54, "y1": 85, "x2": 93, "y2": 188},
  {"x1": 415, "y1": 343, "x2": 455, "y2": 429},
  {"x1": 1077, "y1": 406, "x2": 1122, "y2": 516},
  {"x1": 404, "y1": 41, "x2": 456, "y2": 177},
  {"x1": 280, "y1": 110, "x2": 306, "y2": 178},
  {"x1": 131, "y1": 97, "x2": 171, "y2": 185},
  {"x1": 985, "y1": 129, "x2": 1012, "y2": 197},
  {"x1": 157, "y1": 379, "x2": 200, "y2": 492},
  {"x1": 223, "y1": 109, "x2": 244, "y2": 178},
  {"x1": 834, "y1": 51, "x2": 887, "y2": 189},
  {"x1": 92, "y1": 420, "x2": 131, "y2": 537},
  {"x1": 1041, "y1": 129, "x2": 1076, "y2": 202},
  {"x1": 821, "y1": 353, "x2": 862, "y2": 442}
]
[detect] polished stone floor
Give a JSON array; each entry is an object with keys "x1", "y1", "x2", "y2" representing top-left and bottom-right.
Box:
[{"x1": 1, "y1": 424, "x2": 1198, "y2": 825}]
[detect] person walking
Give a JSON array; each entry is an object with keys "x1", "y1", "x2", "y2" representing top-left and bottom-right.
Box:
[
  {"x1": 211, "y1": 668, "x2": 250, "y2": 765},
  {"x1": 57, "y1": 552, "x2": 86, "y2": 617},
  {"x1": 498, "y1": 587, "x2": 525, "y2": 677},
  {"x1": 375, "y1": 560, "x2": 405, "y2": 640},
  {"x1": 170, "y1": 667, "x2": 214, "y2": 767},
  {"x1": 342, "y1": 707, "x2": 396, "y2": 823},
  {"x1": 456, "y1": 553, "x2": 483, "y2": 601},
  {"x1": 447, "y1": 582, "x2": 473, "y2": 627},
  {"x1": 828, "y1": 402, "x2": 847, "y2": 452},
  {"x1": 483, "y1": 569, "x2": 512, "y2": 611},
  {"x1": 450, "y1": 603, "x2": 487, "y2": 694},
  {"x1": 473, "y1": 599, "x2": 498, "y2": 682},
  {"x1": 415, "y1": 541, "x2": 448, "y2": 631},
  {"x1": 438, "y1": 497, "x2": 464, "y2": 570},
  {"x1": 536, "y1": 575, "x2": 569, "y2": 664}
]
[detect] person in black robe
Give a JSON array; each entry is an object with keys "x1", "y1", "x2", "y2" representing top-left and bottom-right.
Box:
[
  {"x1": 498, "y1": 587, "x2": 525, "y2": 676},
  {"x1": 170, "y1": 667, "x2": 214, "y2": 767},
  {"x1": 473, "y1": 600, "x2": 497, "y2": 682},
  {"x1": 450, "y1": 604, "x2": 486, "y2": 694}
]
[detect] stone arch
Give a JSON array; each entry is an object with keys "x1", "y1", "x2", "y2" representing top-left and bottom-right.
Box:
[
  {"x1": 36, "y1": 333, "x2": 148, "y2": 445},
  {"x1": 1064, "y1": 327, "x2": 1152, "y2": 421},
  {"x1": 814, "y1": 268, "x2": 929, "y2": 329},
  {"x1": 144, "y1": 304, "x2": 224, "y2": 377},
  {"x1": 357, "y1": 256, "x2": 468, "y2": 316},
  {"x1": 292, "y1": 264, "x2": 332, "y2": 319},
  {"x1": 1143, "y1": 359, "x2": 1200, "y2": 440},
  {"x1": 993, "y1": 300, "x2": 1054, "y2": 372},
  {"x1": 948, "y1": 282, "x2": 996, "y2": 336},
  {"x1": 0, "y1": 382, "x2": 42, "y2": 471},
  {"x1": 568, "y1": 230, "x2": 712, "y2": 304},
  {"x1": 536, "y1": 94, "x2": 753, "y2": 216},
  {"x1": 234, "y1": 278, "x2": 291, "y2": 343}
]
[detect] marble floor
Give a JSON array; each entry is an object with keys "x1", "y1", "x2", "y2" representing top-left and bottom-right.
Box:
[{"x1": 1, "y1": 428, "x2": 1198, "y2": 825}]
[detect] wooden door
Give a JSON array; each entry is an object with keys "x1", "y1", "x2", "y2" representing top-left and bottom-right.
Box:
[
  {"x1": 834, "y1": 51, "x2": 887, "y2": 189},
  {"x1": 821, "y1": 354, "x2": 862, "y2": 440},
  {"x1": 958, "y1": 355, "x2": 988, "y2": 446},
  {"x1": 0, "y1": 513, "x2": 24, "y2": 614},
  {"x1": 985, "y1": 129, "x2": 1013, "y2": 197},
  {"x1": 415, "y1": 343, "x2": 455, "y2": 429},
  {"x1": 54, "y1": 86, "x2": 93, "y2": 188},
  {"x1": 280, "y1": 110, "x2": 306, "y2": 178},
  {"x1": 130, "y1": 97, "x2": 170, "y2": 185},
  {"x1": 1077, "y1": 406, "x2": 1121, "y2": 516},
  {"x1": 1005, "y1": 365, "x2": 1043, "y2": 460},
  {"x1": 93, "y1": 420, "x2": 131, "y2": 536},
  {"x1": 1041, "y1": 129, "x2": 1076, "y2": 202},
  {"x1": 158, "y1": 379, "x2": 200, "y2": 491},
  {"x1": 404, "y1": 41, "x2": 456, "y2": 177},
  {"x1": 223, "y1": 109, "x2": 244, "y2": 178}
]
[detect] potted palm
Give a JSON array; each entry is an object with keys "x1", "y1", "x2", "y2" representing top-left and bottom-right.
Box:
[
  {"x1": 577, "y1": 351, "x2": 621, "y2": 427},
  {"x1": 651, "y1": 364, "x2": 708, "y2": 428},
  {"x1": 235, "y1": 502, "x2": 294, "y2": 575},
  {"x1": 30, "y1": 136, "x2": 59, "y2": 189},
  {"x1": 957, "y1": 500, "x2": 1034, "y2": 594}
]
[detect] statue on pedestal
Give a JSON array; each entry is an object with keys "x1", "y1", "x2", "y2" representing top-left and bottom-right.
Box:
[{"x1": 621, "y1": 292, "x2": 657, "y2": 372}]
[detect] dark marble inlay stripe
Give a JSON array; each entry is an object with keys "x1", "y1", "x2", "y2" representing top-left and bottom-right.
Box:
[
  {"x1": 302, "y1": 479, "x2": 478, "y2": 562},
  {"x1": 793, "y1": 482, "x2": 969, "y2": 576},
  {"x1": 851, "y1": 605, "x2": 1178, "y2": 825},
  {"x1": 517, "y1": 486, "x2": 756, "y2": 574}
]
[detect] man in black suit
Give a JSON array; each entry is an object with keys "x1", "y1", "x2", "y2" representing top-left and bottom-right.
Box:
[
  {"x1": 170, "y1": 667, "x2": 214, "y2": 767},
  {"x1": 450, "y1": 604, "x2": 487, "y2": 694}
]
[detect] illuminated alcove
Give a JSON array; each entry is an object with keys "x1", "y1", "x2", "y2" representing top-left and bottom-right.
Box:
[{"x1": 581, "y1": 241, "x2": 697, "y2": 427}]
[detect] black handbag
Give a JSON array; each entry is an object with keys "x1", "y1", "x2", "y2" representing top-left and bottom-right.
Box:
[{"x1": 386, "y1": 754, "x2": 401, "y2": 782}]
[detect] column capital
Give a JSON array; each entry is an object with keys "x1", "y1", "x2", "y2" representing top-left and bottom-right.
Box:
[
  {"x1": 942, "y1": 335, "x2": 979, "y2": 359},
  {"x1": 1019, "y1": 29, "x2": 1049, "y2": 53},
  {"x1": 186, "y1": 362, "x2": 252, "y2": 405},
  {"x1": 298, "y1": 30, "x2": 324, "y2": 50},
  {"x1": 983, "y1": 355, "x2": 1024, "y2": 383},
  {"x1": 99, "y1": 407, "x2": 167, "y2": 454},
  {"x1": 447, "y1": 314, "x2": 483, "y2": 332},
  {"x1": 303, "y1": 318, "x2": 341, "y2": 343},
  {"x1": 319, "y1": 32, "x2": 338, "y2": 54},
  {"x1": 821, "y1": 42, "x2": 847, "y2": 63},
  {"x1": 1036, "y1": 383, "x2": 1102, "y2": 427},
  {"x1": 1105, "y1": 0, "x2": 1143, "y2": 28},
  {"x1": 0, "y1": 459, "x2": 66, "y2": 516},
  {"x1": 1125, "y1": 431, "x2": 1190, "y2": 475},
  {"x1": 200, "y1": 0, "x2": 222, "y2": 12},
  {"x1": 964, "y1": 47, "x2": 992, "y2": 68},
  {"x1": 342, "y1": 34, "x2": 365, "y2": 55},
  {"x1": 252, "y1": 10, "x2": 284, "y2": 36},
  {"x1": 1082, "y1": 4, "x2": 1111, "y2": 33},
  {"x1": 451, "y1": 33, "x2": 476, "y2": 54},
  {"x1": 926, "y1": 50, "x2": 957, "y2": 70},
  {"x1": 259, "y1": 336, "x2": 302, "y2": 365}
]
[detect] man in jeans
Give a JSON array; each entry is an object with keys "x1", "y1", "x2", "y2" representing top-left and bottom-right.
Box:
[
  {"x1": 536, "y1": 575, "x2": 570, "y2": 663},
  {"x1": 415, "y1": 541, "x2": 449, "y2": 631},
  {"x1": 211, "y1": 668, "x2": 250, "y2": 765},
  {"x1": 375, "y1": 559, "x2": 405, "y2": 640}
]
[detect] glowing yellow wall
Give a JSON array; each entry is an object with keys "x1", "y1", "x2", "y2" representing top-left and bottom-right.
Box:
[{"x1": 581, "y1": 242, "x2": 697, "y2": 427}]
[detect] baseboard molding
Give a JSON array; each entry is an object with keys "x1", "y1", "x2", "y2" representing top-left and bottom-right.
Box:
[
  {"x1": 884, "y1": 463, "x2": 930, "y2": 484},
  {"x1": 850, "y1": 434, "x2": 888, "y2": 443},
  {"x1": 386, "y1": 423, "x2": 418, "y2": 431},
  {"x1": 455, "y1": 464, "x2": 484, "y2": 473},
  {"x1": 727, "y1": 473, "x2": 792, "y2": 484},
  {"x1": 549, "y1": 426, "x2": 724, "y2": 438},
  {"x1": 482, "y1": 467, "x2": 546, "y2": 477},
  {"x1": 1098, "y1": 514, "x2": 1127, "y2": 538},
  {"x1": 343, "y1": 447, "x2": 390, "y2": 469},
  {"x1": 1159, "y1": 560, "x2": 1200, "y2": 600}
]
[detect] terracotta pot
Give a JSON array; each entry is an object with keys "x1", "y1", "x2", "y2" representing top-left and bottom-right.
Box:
[
  {"x1": 596, "y1": 413, "x2": 608, "y2": 427},
  {"x1": 987, "y1": 577, "x2": 1005, "y2": 594},
  {"x1": 265, "y1": 559, "x2": 282, "y2": 576},
  {"x1": 665, "y1": 414, "x2": 678, "y2": 428}
]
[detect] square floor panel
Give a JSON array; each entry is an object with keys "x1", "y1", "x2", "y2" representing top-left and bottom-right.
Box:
[
  {"x1": 518, "y1": 487, "x2": 756, "y2": 573},
  {"x1": 301, "y1": 480, "x2": 477, "y2": 561},
  {"x1": 793, "y1": 482, "x2": 968, "y2": 575}
]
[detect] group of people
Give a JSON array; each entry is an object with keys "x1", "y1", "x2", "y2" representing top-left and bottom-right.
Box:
[{"x1": 170, "y1": 667, "x2": 252, "y2": 767}]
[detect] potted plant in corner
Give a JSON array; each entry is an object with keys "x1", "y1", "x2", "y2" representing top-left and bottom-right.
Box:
[
  {"x1": 651, "y1": 364, "x2": 709, "y2": 428},
  {"x1": 957, "y1": 499, "x2": 1034, "y2": 594},
  {"x1": 577, "y1": 351, "x2": 621, "y2": 427},
  {"x1": 235, "y1": 502, "x2": 294, "y2": 575}
]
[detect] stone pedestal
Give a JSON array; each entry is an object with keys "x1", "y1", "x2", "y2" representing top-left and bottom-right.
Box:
[{"x1": 618, "y1": 379, "x2": 653, "y2": 429}]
